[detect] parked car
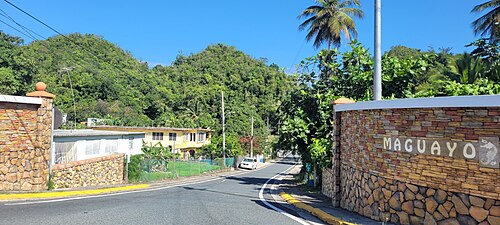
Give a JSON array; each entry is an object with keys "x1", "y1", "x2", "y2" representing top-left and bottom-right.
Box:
[{"x1": 239, "y1": 157, "x2": 258, "y2": 170}]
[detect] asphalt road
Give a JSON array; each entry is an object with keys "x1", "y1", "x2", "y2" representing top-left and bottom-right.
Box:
[{"x1": 0, "y1": 157, "x2": 304, "y2": 225}]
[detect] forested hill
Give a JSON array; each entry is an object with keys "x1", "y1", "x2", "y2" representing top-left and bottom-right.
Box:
[{"x1": 0, "y1": 32, "x2": 292, "y2": 137}]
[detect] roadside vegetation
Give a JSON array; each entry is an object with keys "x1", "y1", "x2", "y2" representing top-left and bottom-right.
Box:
[
  {"x1": 0, "y1": 0, "x2": 498, "y2": 187},
  {"x1": 278, "y1": 0, "x2": 500, "y2": 187}
]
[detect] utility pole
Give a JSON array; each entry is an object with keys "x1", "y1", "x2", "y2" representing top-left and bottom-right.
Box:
[
  {"x1": 250, "y1": 117, "x2": 254, "y2": 158},
  {"x1": 221, "y1": 91, "x2": 226, "y2": 167},
  {"x1": 58, "y1": 67, "x2": 77, "y2": 129},
  {"x1": 374, "y1": 0, "x2": 382, "y2": 100}
]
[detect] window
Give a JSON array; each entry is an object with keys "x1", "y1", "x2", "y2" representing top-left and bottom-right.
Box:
[
  {"x1": 184, "y1": 132, "x2": 189, "y2": 141},
  {"x1": 128, "y1": 138, "x2": 134, "y2": 151},
  {"x1": 152, "y1": 132, "x2": 163, "y2": 140},
  {"x1": 85, "y1": 140, "x2": 101, "y2": 155},
  {"x1": 169, "y1": 133, "x2": 177, "y2": 141},
  {"x1": 197, "y1": 132, "x2": 206, "y2": 142},
  {"x1": 54, "y1": 141, "x2": 77, "y2": 164},
  {"x1": 190, "y1": 133, "x2": 196, "y2": 142},
  {"x1": 105, "y1": 139, "x2": 118, "y2": 153}
]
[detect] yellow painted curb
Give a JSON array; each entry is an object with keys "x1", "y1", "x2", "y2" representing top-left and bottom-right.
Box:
[
  {"x1": 279, "y1": 192, "x2": 358, "y2": 225},
  {"x1": 0, "y1": 184, "x2": 149, "y2": 200}
]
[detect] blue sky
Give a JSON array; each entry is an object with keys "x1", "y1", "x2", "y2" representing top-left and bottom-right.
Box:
[{"x1": 0, "y1": 0, "x2": 485, "y2": 70}]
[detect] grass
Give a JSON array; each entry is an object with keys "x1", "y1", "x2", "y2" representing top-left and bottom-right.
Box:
[{"x1": 140, "y1": 161, "x2": 222, "y2": 181}]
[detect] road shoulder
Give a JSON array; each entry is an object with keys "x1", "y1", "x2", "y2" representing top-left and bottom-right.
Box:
[{"x1": 273, "y1": 164, "x2": 382, "y2": 225}]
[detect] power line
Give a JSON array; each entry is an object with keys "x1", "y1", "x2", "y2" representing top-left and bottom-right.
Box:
[
  {"x1": 3, "y1": 0, "x2": 64, "y2": 38},
  {"x1": 0, "y1": 17, "x2": 35, "y2": 40},
  {"x1": 0, "y1": 8, "x2": 45, "y2": 40},
  {"x1": 2, "y1": 0, "x2": 120, "y2": 71}
]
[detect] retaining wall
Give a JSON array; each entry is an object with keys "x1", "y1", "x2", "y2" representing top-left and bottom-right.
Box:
[
  {"x1": 52, "y1": 154, "x2": 124, "y2": 189},
  {"x1": 331, "y1": 96, "x2": 500, "y2": 225}
]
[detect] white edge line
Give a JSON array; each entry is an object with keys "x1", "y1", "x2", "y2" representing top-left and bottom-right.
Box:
[
  {"x1": 5, "y1": 162, "x2": 275, "y2": 206},
  {"x1": 5, "y1": 176, "x2": 225, "y2": 206},
  {"x1": 258, "y1": 162, "x2": 310, "y2": 225}
]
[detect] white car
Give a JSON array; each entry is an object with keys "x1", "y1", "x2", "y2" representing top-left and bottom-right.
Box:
[{"x1": 239, "y1": 158, "x2": 258, "y2": 170}]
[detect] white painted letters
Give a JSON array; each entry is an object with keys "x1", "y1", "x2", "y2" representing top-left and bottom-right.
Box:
[
  {"x1": 384, "y1": 137, "x2": 391, "y2": 151},
  {"x1": 463, "y1": 143, "x2": 476, "y2": 159},
  {"x1": 417, "y1": 140, "x2": 426, "y2": 154},
  {"x1": 446, "y1": 142, "x2": 457, "y2": 157},
  {"x1": 431, "y1": 141, "x2": 441, "y2": 155},
  {"x1": 380, "y1": 136, "x2": 488, "y2": 162},
  {"x1": 405, "y1": 139, "x2": 413, "y2": 152},
  {"x1": 394, "y1": 138, "x2": 401, "y2": 151}
]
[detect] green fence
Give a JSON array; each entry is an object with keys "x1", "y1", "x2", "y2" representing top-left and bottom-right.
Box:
[{"x1": 136, "y1": 158, "x2": 231, "y2": 182}]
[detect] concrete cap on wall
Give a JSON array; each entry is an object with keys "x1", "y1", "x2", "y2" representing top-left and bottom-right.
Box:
[
  {"x1": 332, "y1": 97, "x2": 355, "y2": 105},
  {"x1": 26, "y1": 82, "x2": 56, "y2": 99}
]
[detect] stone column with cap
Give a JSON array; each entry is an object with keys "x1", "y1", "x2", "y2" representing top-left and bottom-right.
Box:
[
  {"x1": 25, "y1": 82, "x2": 55, "y2": 191},
  {"x1": 331, "y1": 97, "x2": 355, "y2": 207}
]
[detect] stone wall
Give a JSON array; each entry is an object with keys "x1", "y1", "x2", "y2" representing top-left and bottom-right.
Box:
[
  {"x1": 52, "y1": 154, "x2": 124, "y2": 189},
  {"x1": 332, "y1": 97, "x2": 500, "y2": 225},
  {"x1": 0, "y1": 97, "x2": 53, "y2": 191},
  {"x1": 322, "y1": 167, "x2": 334, "y2": 198}
]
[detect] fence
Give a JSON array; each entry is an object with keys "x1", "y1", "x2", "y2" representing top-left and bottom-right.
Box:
[{"x1": 136, "y1": 158, "x2": 235, "y2": 182}]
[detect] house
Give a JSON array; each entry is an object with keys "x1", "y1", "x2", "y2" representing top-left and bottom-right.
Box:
[
  {"x1": 52, "y1": 129, "x2": 145, "y2": 164},
  {"x1": 92, "y1": 126, "x2": 212, "y2": 159}
]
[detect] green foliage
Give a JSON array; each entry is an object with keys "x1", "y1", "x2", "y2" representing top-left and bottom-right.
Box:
[
  {"x1": 277, "y1": 38, "x2": 500, "y2": 172},
  {"x1": 298, "y1": 0, "x2": 364, "y2": 49},
  {"x1": 308, "y1": 138, "x2": 331, "y2": 168},
  {"x1": 126, "y1": 154, "x2": 144, "y2": 182},
  {"x1": 141, "y1": 141, "x2": 174, "y2": 160},
  {"x1": 0, "y1": 32, "x2": 291, "y2": 157},
  {"x1": 47, "y1": 175, "x2": 55, "y2": 190},
  {"x1": 471, "y1": 0, "x2": 500, "y2": 42}
]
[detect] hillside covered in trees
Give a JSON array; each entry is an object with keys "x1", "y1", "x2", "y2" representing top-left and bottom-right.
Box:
[
  {"x1": 1, "y1": 30, "x2": 499, "y2": 159},
  {"x1": 0, "y1": 32, "x2": 291, "y2": 156}
]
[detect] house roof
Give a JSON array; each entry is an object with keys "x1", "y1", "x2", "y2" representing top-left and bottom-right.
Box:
[
  {"x1": 92, "y1": 125, "x2": 212, "y2": 132},
  {"x1": 53, "y1": 129, "x2": 145, "y2": 137}
]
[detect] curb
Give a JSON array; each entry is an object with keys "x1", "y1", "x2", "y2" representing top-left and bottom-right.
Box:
[
  {"x1": 0, "y1": 184, "x2": 149, "y2": 201},
  {"x1": 279, "y1": 192, "x2": 357, "y2": 225}
]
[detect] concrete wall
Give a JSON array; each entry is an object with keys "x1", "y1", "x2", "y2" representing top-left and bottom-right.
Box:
[
  {"x1": 52, "y1": 153, "x2": 124, "y2": 189},
  {"x1": 54, "y1": 133, "x2": 144, "y2": 163},
  {"x1": 0, "y1": 95, "x2": 52, "y2": 191},
  {"x1": 331, "y1": 96, "x2": 500, "y2": 225}
]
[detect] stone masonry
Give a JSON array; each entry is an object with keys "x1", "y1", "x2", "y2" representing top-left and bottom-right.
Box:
[
  {"x1": 52, "y1": 153, "x2": 124, "y2": 189},
  {"x1": 0, "y1": 86, "x2": 53, "y2": 191},
  {"x1": 322, "y1": 167, "x2": 334, "y2": 198},
  {"x1": 332, "y1": 105, "x2": 500, "y2": 225}
]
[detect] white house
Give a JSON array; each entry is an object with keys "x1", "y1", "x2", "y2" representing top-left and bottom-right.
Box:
[{"x1": 52, "y1": 129, "x2": 145, "y2": 164}]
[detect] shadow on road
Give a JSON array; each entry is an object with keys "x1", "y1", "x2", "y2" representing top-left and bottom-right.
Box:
[
  {"x1": 224, "y1": 176, "x2": 271, "y2": 186},
  {"x1": 182, "y1": 186, "x2": 257, "y2": 199}
]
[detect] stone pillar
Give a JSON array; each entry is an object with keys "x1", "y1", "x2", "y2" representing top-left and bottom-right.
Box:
[
  {"x1": 331, "y1": 97, "x2": 355, "y2": 207},
  {"x1": 26, "y1": 82, "x2": 55, "y2": 190}
]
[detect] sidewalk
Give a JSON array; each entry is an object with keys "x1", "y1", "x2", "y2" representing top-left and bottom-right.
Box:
[{"x1": 276, "y1": 164, "x2": 382, "y2": 225}]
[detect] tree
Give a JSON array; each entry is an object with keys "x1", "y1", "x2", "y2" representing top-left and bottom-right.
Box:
[
  {"x1": 298, "y1": 0, "x2": 363, "y2": 49},
  {"x1": 471, "y1": 0, "x2": 500, "y2": 42},
  {"x1": 449, "y1": 53, "x2": 485, "y2": 84}
]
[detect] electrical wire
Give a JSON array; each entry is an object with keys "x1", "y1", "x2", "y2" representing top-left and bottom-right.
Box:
[
  {"x1": 0, "y1": 8, "x2": 45, "y2": 40},
  {"x1": 2, "y1": 0, "x2": 131, "y2": 75},
  {"x1": 0, "y1": 17, "x2": 34, "y2": 40}
]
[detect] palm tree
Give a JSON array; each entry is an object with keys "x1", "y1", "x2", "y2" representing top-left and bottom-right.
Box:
[
  {"x1": 471, "y1": 0, "x2": 500, "y2": 42},
  {"x1": 298, "y1": 0, "x2": 363, "y2": 49},
  {"x1": 449, "y1": 53, "x2": 485, "y2": 84}
]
